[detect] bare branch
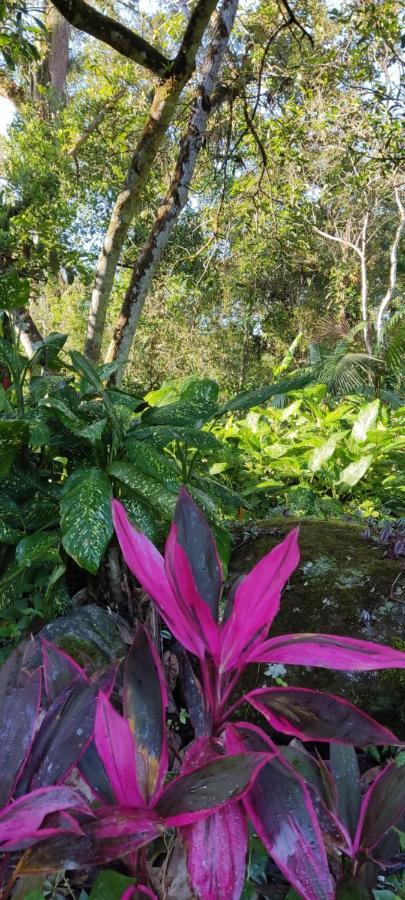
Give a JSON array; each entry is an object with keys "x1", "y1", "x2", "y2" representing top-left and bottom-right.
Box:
[
  {"x1": 277, "y1": 0, "x2": 314, "y2": 48},
  {"x1": 50, "y1": 0, "x2": 170, "y2": 75},
  {"x1": 376, "y1": 185, "x2": 405, "y2": 345}
]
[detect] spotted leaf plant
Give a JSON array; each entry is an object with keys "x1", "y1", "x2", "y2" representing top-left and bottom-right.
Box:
[{"x1": 111, "y1": 488, "x2": 405, "y2": 900}]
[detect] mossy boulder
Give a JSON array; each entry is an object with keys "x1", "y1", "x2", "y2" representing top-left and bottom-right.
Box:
[
  {"x1": 38, "y1": 604, "x2": 128, "y2": 669},
  {"x1": 231, "y1": 518, "x2": 405, "y2": 737}
]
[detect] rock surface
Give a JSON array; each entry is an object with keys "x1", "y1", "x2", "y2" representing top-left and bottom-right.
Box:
[
  {"x1": 230, "y1": 518, "x2": 405, "y2": 737},
  {"x1": 38, "y1": 603, "x2": 128, "y2": 668}
]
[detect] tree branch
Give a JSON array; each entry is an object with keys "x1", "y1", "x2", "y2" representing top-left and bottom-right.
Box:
[
  {"x1": 67, "y1": 89, "x2": 126, "y2": 157},
  {"x1": 49, "y1": 0, "x2": 170, "y2": 75},
  {"x1": 376, "y1": 185, "x2": 405, "y2": 345}
]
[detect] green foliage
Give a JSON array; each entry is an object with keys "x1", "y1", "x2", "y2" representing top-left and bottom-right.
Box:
[
  {"x1": 0, "y1": 333, "x2": 242, "y2": 649},
  {"x1": 214, "y1": 388, "x2": 405, "y2": 521}
]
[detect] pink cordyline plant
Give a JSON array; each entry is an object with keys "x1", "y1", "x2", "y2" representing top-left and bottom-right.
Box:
[
  {"x1": 110, "y1": 488, "x2": 405, "y2": 900},
  {"x1": 112, "y1": 488, "x2": 405, "y2": 740}
]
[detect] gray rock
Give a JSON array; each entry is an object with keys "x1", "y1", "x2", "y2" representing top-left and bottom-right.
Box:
[{"x1": 231, "y1": 519, "x2": 405, "y2": 738}]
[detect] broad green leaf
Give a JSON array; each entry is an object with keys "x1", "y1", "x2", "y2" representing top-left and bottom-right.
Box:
[
  {"x1": 274, "y1": 332, "x2": 303, "y2": 377},
  {"x1": 34, "y1": 333, "x2": 67, "y2": 366},
  {"x1": 77, "y1": 418, "x2": 107, "y2": 444},
  {"x1": 122, "y1": 497, "x2": 157, "y2": 541},
  {"x1": 308, "y1": 434, "x2": 340, "y2": 473},
  {"x1": 0, "y1": 510, "x2": 21, "y2": 544},
  {"x1": 142, "y1": 398, "x2": 217, "y2": 427},
  {"x1": 88, "y1": 870, "x2": 136, "y2": 900},
  {"x1": 181, "y1": 378, "x2": 219, "y2": 405},
  {"x1": 128, "y1": 424, "x2": 220, "y2": 451},
  {"x1": 0, "y1": 337, "x2": 24, "y2": 382},
  {"x1": 29, "y1": 375, "x2": 70, "y2": 401},
  {"x1": 60, "y1": 468, "x2": 113, "y2": 573},
  {"x1": 39, "y1": 397, "x2": 83, "y2": 431},
  {"x1": 217, "y1": 371, "x2": 313, "y2": 414},
  {"x1": 280, "y1": 399, "x2": 302, "y2": 421},
  {"x1": 125, "y1": 440, "x2": 180, "y2": 490},
  {"x1": 108, "y1": 460, "x2": 176, "y2": 518},
  {"x1": 0, "y1": 269, "x2": 30, "y2": 310},
  {"x1": 105, "y1": 388, "x2": 143, "y2": 410},
  {"x1": 351, "y1": 400, "x2": 380, "y2": 442},
  {"x1": 70, "y1": 350, "x2": 104, "y2": 394},
  {"x1": 0, "y1": 419, "x2": 29, "y2": 475},
  {"x1": 15, "y1": 532, "x2": 61, "y2": 567},
  {"x1": 339, "y1": 455, "x2": 373, "y2": 487}
]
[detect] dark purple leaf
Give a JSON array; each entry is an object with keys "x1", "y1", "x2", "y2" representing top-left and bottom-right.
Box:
[
  {"x1": 354, "y1": 763, "x2": 405, "y2": 853},
  {"x1": 17, "y1": 666, "x2": 117, "y2": 792},
  {"x1": 169, "y1": 487, "x2": 222, "y2": 622},
  {"x1": 20, "y1": 809, "x2": 164, "y2": 871},
  {"x1": 179, "y1": 649, "x2": 212, "y2": 738},
  {"x1": 0, "y1": 670, "x2": 41, "y2": 808},
  {"x1": 78, "y1": 741, "x2": 115, "y2": 805},
  {"x1": 165, "y1": 528, "x2": 220, "y2": 660},
  {"x1": 330, "y1": 745, "x2": 361, "y2": 841},
  {"x1": 124, "y1": 624, "x2": 168, "y2": 803},
  {"x1": 247, "y1": 687, "x2": 400, "y2": 745},
  {"x1": 335, "y1": 877, "x2": 372, "y2": 898},
  {"x1": 156, "y1": 752, "x2": 267, "y2": 826},
  {"x1": 226, "y1": 723, "x2": 334, "y2": 900},
  {"x1": 42, "y1": 640, "x2": 87, "y2": 701}
]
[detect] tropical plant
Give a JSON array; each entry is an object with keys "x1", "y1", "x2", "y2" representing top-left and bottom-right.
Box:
[
  {"x1": 0, "y1": 309, "x2": 245, "y2": 648},
  {"x1": 105, "y1": 488, "x2": 405, "y2": 899},
  {"x1": 0, "y1": 638, "x2": 118, "y2": 893},
  {"x1": 214, "y1": 390, "x2": 405, "y2": 520}
]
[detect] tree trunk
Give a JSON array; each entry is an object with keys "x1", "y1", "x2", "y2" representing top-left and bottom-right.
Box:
[
  {"x1": 36, "y1": 5, "x2": 71, "y2": 106},
  {"x1": 105, "y1": 0, "x2": 238, "y2": 381},
  {"x1": 81, "y1": 0, "x2": 220, "y2": 362}
]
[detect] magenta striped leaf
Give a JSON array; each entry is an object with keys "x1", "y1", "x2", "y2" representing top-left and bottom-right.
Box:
[
  {"x1": 95, "y1": 693, "x2": 143, "y2": 807},
  {"x1": 20, "y1": 809, "x2": 164, "y2": 872},
  {"x1": 353, "y1": 763, "x2": 405, "y2": 854},
  {"x1": 250, "y1": 633, "x2": 405, "y2": 670},
  {"x1": 181, "y1": 736, "x2": 248, "y2": 900},
  {"x1": 156, "y1": 752, "x2": 268, "y2": 826},
  {"x1": 165, "y1": 527, "x2": 220, "y2": 660},
  {"x1": 226, "y1": 723, "x2": 335, "y2": 900},
  {"x1": 220, "y1": 527, "x2": 300, "y2": 672},
  {"x1": 112, "y1": 499, "x2": 205, "y2": 657},
  {"x1": 0, "y1": 786, "x2": 91, "y2": 851},
  {"x1": 169, "y1": 487, "x2": 222, "y2": 622},
  {"x1": 123, "y1": 624, "x2": 168, "y2": 802},
  {"x1": 247, "y1": 687, "x2": 400, "y2": 745}
]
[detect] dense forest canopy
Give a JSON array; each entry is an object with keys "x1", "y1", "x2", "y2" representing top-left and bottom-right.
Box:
[{"x1": 0, "y1": 0, "x2": 403, "y2": 392}]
